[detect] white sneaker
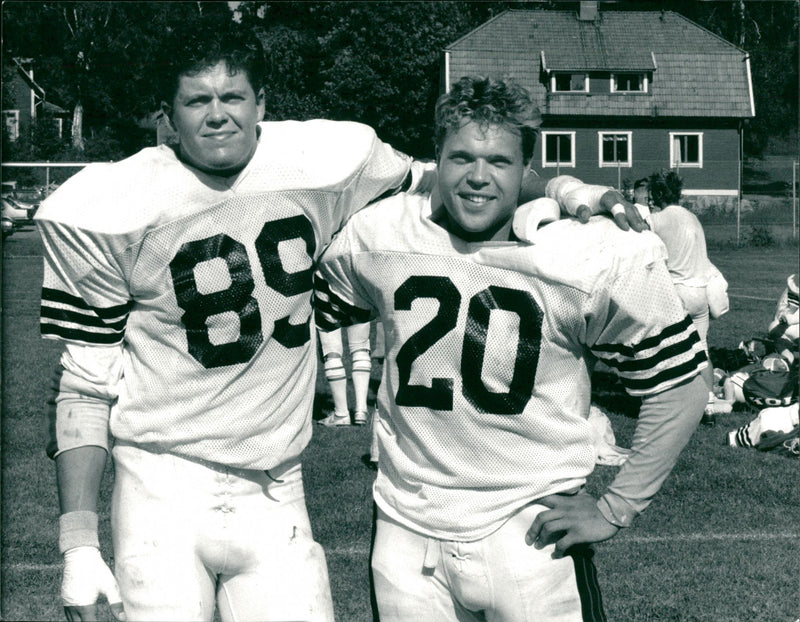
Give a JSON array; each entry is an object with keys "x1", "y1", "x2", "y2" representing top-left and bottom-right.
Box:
[
  {"x1": 353, "y1": 410, "x2": 368, "y2": 426},
  {"x1": 317, "y1": 412, "x2": 351, "y2": 427}
]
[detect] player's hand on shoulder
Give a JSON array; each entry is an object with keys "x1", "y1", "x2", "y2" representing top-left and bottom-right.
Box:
[
  {"x1": 525, "y1": 491, "x2": 620, "y2": 559},
  {"x1": 598, "y1": 190, "x2": 648, "y2": 233},
  {"x1": 62, "y1": 546, "x2": 126, "y2": 621}
]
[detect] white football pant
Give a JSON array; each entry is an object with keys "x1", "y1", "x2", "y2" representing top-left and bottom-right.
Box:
[
  {"x1": 673, "y1": 282, "x2": 710, "y2": 345},
  {"x1": 112, "y1": 443, "x2": 334, "y2": 622},
  {"x1": 372, "y1": 503, "x2": 606, "y2": 622}
]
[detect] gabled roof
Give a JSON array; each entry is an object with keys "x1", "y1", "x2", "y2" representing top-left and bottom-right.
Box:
[
  {"x1": 445, "y1": 10, "x2": 754, "y2": 119},
  {"x1": 12, "y1": 57, "x2": 45, "y2": 99},
  {"x1": 10, "y1": 57, "x2": 69, "y2": 115}
]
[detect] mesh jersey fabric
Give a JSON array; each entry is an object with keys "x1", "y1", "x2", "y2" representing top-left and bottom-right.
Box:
[
  {"x1": 36, "y1": 119, "x2": 413, "y2": 470},
  {"x1": 315, "y1": 194, "x2": 707, "y2": 540},
  {"x1": 648, "y1": 205, "x2": 716, "y2": 286}
]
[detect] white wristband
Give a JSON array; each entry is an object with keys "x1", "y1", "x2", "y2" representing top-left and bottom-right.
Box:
[{"x1": 611, "y1": 203, "x2": 626, "y2": 217}]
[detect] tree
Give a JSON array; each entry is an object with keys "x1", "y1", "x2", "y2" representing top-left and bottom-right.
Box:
[
  {"x1": 239, "y1": 1, "x2": 508, "y2": 157},
  {"x1": 3, "y1": 1, "x2": 796, "y2": 161},
  {"x1": 1, "y1": 1, "x2": 235, "y2": 158}
]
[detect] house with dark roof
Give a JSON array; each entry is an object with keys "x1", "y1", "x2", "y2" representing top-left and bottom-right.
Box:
[
  {"x1": 442, "y1": 2, "x2": 755, "y2": 199},
  {"x1": 3, "y1": 57, "x2": 69, "y2": 143}
]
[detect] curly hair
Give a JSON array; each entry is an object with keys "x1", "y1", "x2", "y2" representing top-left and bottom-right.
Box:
[
  {"x1": 434, "y1": 77, "x2": 541, "y2": 164},
  {"x1": 156, "y1": 16, "x2": 266, "y2": 105},
  {"x1": 648, "y1": 170, "x2": 683, "y2": 208}
]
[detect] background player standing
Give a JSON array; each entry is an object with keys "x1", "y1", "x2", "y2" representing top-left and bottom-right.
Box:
[
  {"x1": 633, "y1": 171, "x2": 729, "y2": 395},
  {"x1": 314, "y1": 76, "x2": 708, "y2": 621},
  {"x1": 316, "y1": 321, "x2": 374, "y2": 427},
  {"x1": 36, "y1": 18, "x2": 433, "y2": 622}
]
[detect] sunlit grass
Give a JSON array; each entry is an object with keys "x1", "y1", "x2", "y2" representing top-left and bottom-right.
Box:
[{"x1": 3, "y1": 231, "x2": 798, "y2": 621}]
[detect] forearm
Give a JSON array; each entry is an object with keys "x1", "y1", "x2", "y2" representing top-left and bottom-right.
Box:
[
  {"x1": 518, "y1": 175, "x2": 645, "y2": 233},
  {"x1": 56, "y1": 446, "x2": 107, "y2": 514},
  {"x1": 56, "y1": 446, "x2": 107, "y2": 557},
  {"x1": 521, "y1": 174, "x2": 620, "y2": 213},
  {"x1": 49, "y1": 344, "x2": 118, "y2": 549},
  {"x1": 598, "y1": 374, "x2": 707, "y2": 527}
]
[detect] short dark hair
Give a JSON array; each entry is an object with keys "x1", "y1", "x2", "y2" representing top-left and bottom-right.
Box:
[
  {"x1": 648, "y1": 170, "x2": 683, "y2": 208},
  {"x1": 157, "y1": 16, "x2": 266, "y2": 104},
  {"x1": 434, "y1": 77, "x2": 541, "y2": 164},
  {"x1": 634, "y1": 178, "x2": 649, "y2": 190}
]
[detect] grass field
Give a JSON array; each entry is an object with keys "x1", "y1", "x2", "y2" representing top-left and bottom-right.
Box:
[{"x1": 2, "y1": 224, "x2": 799, "y2": 621}]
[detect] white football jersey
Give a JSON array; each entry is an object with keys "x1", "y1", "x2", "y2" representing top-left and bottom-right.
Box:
[
  {"x1": 37, "y1": 120, "x2": 414, "y2": 469},
  {"x1": 315, "y1": 193, "x2": 707, "y2": 540}
]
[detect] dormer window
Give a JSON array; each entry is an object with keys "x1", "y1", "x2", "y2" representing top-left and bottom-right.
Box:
[
  {"x1": 552, "y1": 73, "x2": 588, "y2": 93},
  {"x1": 611, "y1": 73, "x2": 647, "y2": 93}
]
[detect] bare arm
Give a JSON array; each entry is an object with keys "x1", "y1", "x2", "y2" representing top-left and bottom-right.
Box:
[
  {"x1": 50, "y1": 347, "x2": 125, "y2": 621},
  {"x1": 57, "y1": 446, "x2": 107, "y2": 515}
]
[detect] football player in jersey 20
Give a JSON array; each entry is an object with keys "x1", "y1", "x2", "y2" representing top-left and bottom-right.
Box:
[
  {"x1": 314, "y1": 76, "x2": 709, "y2": 621},
  {"x1": 36, "y1": 16, "x2": 438, "y2": 622}
]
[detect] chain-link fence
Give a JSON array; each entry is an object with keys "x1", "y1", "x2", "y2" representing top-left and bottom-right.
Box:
[{"x1": 2, "y1": 162, "x2": 95, "y2": 196}]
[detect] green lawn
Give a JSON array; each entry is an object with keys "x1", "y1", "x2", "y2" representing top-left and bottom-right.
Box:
[{"x1": 2, "y1": 227, "x2": 798, "y2": 621}]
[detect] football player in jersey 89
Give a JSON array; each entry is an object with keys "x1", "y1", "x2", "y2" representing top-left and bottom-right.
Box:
[
  {"x1": 314, "y1": 76, "x2": 708, "y2": 621},
  {"x1": 36, "y1": 15, "x2": 440, "y2": 622}
]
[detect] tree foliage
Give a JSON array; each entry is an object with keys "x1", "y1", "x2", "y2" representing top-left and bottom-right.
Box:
[
  {"x1": 1, "y1": 1, "x2": 221, "y2": 158},
  {"x1": 1, "y1": 1, "x2": 797, "y2": 161}
]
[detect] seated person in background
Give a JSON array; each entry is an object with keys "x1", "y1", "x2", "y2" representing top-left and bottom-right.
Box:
[
  {"x1": 710, "y1": 274, "x2": 798, "y2": 417},
  {"x1": 727, "y1": 402, "x2": 798, "y2": 452},
  {"x1": 767, "y1": 274, "x2": 799, "y2": 365},
  {"x1": 315, "y1": 75, "x2": 708, "y2": 622}
]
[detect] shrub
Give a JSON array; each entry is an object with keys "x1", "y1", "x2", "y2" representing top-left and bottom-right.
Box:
[{"x1": 747, "y1": 225, "x2": 775, "y2": 247}]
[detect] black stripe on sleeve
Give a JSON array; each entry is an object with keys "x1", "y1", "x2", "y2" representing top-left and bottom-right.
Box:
[
  {"x1": 42, "y1": 287, "x2": 133, "y2": 320},
  {"x1": 40, "y1": 306, "x2": 128, "y2": 331},
  {"x1": 592, "y1": 315, "x2": 695, "y2": 357},
  {"x1": 617, "y1": 350, "x2": 708, "y2": 393},
  {"x1": 598, "y1": 331, "x2": 701, "y2": 374}
]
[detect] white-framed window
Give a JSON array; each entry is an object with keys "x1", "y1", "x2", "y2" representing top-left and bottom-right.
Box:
[
  {"x1": 551, "y1": 73, "x2": 588, "y2": 93},
  {"x1": 598, "y1": 132, "x2": 632, "y2": 167},
  {"x1": 3, "y1": 110, "x2": 20, "y2": 141},
  {"x1": 611, "y1": 73, "x2": 647, "y2": 93},
  {"x1": 542, "y1": 131, "x2": 576, "y2": 168},
  {"x1": 670, "y1": 132, "x2": 703, "y2": 168}
]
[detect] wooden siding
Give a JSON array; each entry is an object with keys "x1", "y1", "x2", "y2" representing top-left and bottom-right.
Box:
[
  {"x1": 6, "y1": 72, "x2": 34, "y2": 128},
  {"x1": 531, "y1": 125, "x2": 740, "y2": 191}
]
